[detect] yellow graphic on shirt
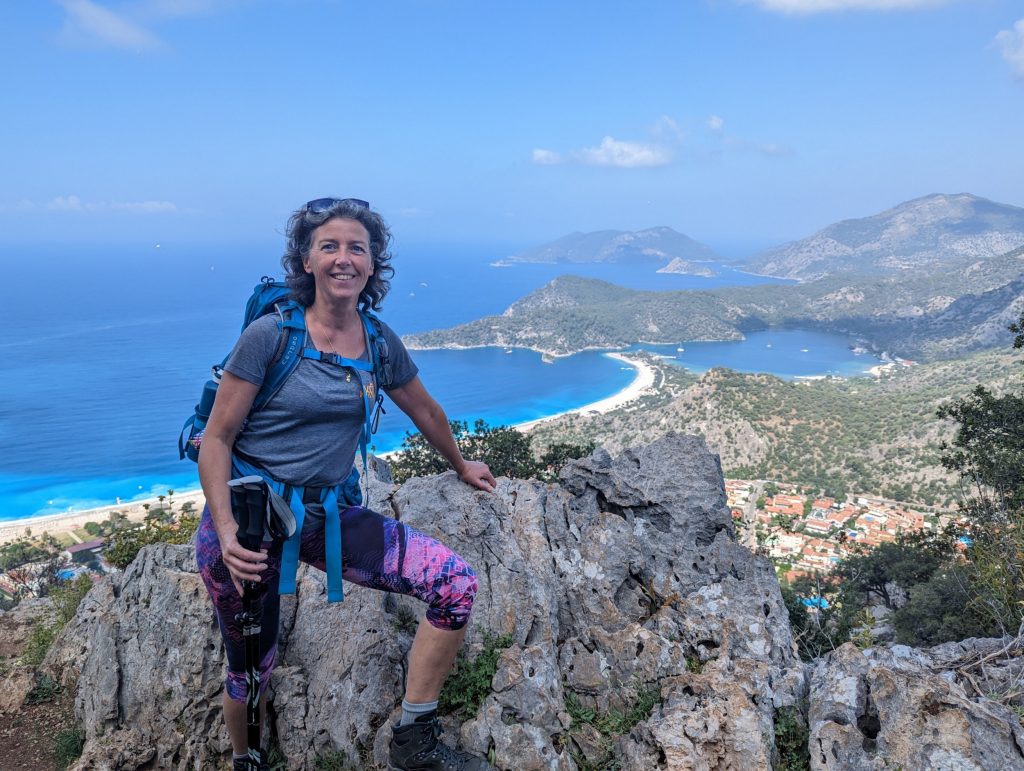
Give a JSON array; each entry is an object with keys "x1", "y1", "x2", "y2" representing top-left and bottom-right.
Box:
[{"x1": 364, "y1": 380, "x2": 376, "y2": 402}]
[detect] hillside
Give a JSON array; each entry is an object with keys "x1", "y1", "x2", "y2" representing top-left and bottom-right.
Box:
[
  {"x1": 527, "y1": 349, "x2": 1020, "y2": 507},
  {"x1": 405, "y1": 275, "x2": 750, "y2": 356},
  {"x1": 744, "y1": 193, "x2": 1024, "y2": 280},
  {"x1": 506, "y1": 226, "x2": 721, "y2": 264},
  {"x1": 406, "y1": 245, "x2": 1024, "y2": 361}
]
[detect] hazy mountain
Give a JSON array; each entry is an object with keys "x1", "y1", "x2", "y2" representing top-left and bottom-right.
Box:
[
  {"x1": 405, "y1": 275, "x2": 747, "y2": 356},
  {"x1": 406, "y1": 245, "x2": 1024, "y2": 362},
  {"x1": 507, "y1": 226, "x2": 721, "y2": 264},
  {"x1": 745, "y1": 193, "x2": 1024, "y2": 280}
]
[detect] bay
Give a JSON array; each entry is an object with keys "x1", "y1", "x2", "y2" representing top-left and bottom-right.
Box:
[{"x1": 0, "y1": 243, "x2": 874, "y2": 520}]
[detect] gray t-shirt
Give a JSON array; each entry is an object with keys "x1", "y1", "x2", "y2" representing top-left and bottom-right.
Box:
[{"x1": 224, "y1": 313, "x2": 418, "y2": 488}]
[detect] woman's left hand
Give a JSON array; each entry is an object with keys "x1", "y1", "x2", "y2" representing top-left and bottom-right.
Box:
[{"x1": 457, "y1": 460, "x2": 497, "y2": 492}]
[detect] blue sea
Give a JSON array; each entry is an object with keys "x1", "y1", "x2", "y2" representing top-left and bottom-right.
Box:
[{"x1": 0, "y1": 242, "x2": 878, "y2": 521}]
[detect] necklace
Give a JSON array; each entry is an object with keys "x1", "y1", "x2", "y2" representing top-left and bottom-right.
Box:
[{"x1": 309, "y1": 317, "x2": 352, "y2": 381}]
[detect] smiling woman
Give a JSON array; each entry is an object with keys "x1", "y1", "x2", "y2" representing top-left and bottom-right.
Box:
[{"x1": 194, "y1": 197, "x2": 498, "y2": 770}]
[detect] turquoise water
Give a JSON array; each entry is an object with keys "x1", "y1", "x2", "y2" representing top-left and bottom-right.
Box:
[
  {"x1": 0, "y1": 244, "x2": 876, "y2": 521},
  {"x1": 633, "y1": 328, "x2": 876, "y2": 379}
]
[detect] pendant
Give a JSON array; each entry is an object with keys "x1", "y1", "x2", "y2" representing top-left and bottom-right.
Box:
[{"x1": 346, "y1": 373, "x2": 352, "y2": 382}]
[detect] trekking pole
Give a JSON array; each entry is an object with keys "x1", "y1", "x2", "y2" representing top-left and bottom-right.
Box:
[{"x1": 228, "y1": 476, "x2": 270, "y2": 771}]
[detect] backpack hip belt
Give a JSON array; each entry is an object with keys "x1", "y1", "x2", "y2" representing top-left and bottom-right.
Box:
[{"x1": 231, "y1": 454, "x2": 362, "y2": 602}]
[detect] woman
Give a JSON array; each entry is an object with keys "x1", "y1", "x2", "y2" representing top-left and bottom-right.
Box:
[{"x1": 196, "y1": 197, "x2": 497, "y2": 771}]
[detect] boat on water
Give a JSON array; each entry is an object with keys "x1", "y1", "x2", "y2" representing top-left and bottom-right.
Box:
[{"x1": 676, "y1": 346, "x2": 685, "y2": 352}]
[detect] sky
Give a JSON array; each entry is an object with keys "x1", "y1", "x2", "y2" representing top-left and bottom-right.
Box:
[{"x1": 2, "y1": 0, "x2": 1023, "y2": 256}]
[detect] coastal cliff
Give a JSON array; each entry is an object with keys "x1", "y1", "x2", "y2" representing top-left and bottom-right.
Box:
[{"x1": 3, "y1": 435, "x2": 1022, "y2": 769}]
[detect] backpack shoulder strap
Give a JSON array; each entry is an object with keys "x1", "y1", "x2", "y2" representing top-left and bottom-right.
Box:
[
  {"x1": 358, "y1": 310, "x2": 390, "y2": 390},
  {"x1": 252, "y1": 301, "x2": 306, "y2": 412}
]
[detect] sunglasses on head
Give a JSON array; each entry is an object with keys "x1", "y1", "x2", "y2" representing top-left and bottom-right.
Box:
[{"x1": 304, "y1": 197, "x2": 370, "y2": 213}]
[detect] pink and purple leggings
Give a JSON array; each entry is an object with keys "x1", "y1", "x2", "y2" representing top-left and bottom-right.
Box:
[{"x1": 196, "y1": 504, "x2": 478, "y2": 702}]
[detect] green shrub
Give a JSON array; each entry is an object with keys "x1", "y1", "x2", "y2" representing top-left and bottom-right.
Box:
[
  {"x1": 781, "y1": 582, "x2": 841, "y2": 661},
  {"x1": 893, "y1": 568, "x2": 998, "y2": 645},
  {"x1": 20, "y1": 574, "x2": 94, "y2": 668},
  {"x1": 563, "y1": 684, "x2": 661, "y2": 771},
  {"x1": 774, "y1": 707, "x2": 810, "y2": 771},
  {"x1": 54, "y1": 727, "x2": 85, "y2": 769},
  {"x1": 438, "y1": 632, "x2": 513, "y2": 719},
  {"x1": 25, "y1": 673, "x2": 60, "y2": 704},
  {"x1": 21, "y1": 621, "x2": 55, "y2": 667},
  {"x1": 51, "y1": 574, "x2": 93, "y2": 625},
  {"x1": 389, "y1": 420, "x2": 594, "y2": 484},
  {"x1": 104, "y1": 513, "x2": 200, "y2": 569},
  {"x1": 312, "y1": 749, "x2": 350, "y2": 770}
]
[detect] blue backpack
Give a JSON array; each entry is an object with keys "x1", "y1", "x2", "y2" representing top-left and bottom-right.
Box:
[{"x1": 178, "y1": 276, "x2": 389, "y2": 468}]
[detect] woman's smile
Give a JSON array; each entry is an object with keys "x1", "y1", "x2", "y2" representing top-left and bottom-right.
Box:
[{"x1": 303, "y1": 217, "x2": 374, "y2": 305}]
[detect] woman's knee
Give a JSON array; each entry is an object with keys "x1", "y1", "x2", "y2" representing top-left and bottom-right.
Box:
[{"x1": 425, "y1": 560, "x2": 477, "y2": 631}]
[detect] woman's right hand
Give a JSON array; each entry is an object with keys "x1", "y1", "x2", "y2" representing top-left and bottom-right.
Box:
[{"x1": 218, "y1": 530, "x2": 268, "y2": 597}]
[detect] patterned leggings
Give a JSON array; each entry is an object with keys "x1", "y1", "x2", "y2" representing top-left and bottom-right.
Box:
[{"x1": 196, "y1": 504, "x2": 478, "y2": 702}]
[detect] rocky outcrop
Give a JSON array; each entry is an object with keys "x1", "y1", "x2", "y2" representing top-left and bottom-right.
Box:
[
  {"x1": 35, "y1": 434, "x2": 1024, "y2": 769},
  {"x1": 0, "y1": 597, "x2": 55, "y2": 714},
  {"x1": 809, "y1": 640, "x2": 1024, "y2": 770}
]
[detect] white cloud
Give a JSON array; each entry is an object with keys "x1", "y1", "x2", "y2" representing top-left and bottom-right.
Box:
[
  {"x1": 577, "y1": 136, "x2": 672, "y2": 168},
  {"x1": 56, "y1": 0, "x2": 164, "y2": 50},
  {"x1": 653, "y1": 115, "x2": 685, "y2": 141},
  {"x1": 996, "y1": 19, "x2": 1024, "y2": 79},
  {"x1": 746, "y1": 0, "x2": 952, "y2": 13},
  {"x1": 54, "y1": 0, "x2": 223, "y2": 51},
  {"x1": 47, "y1": 194, "x2": 85, "y2": 210},
  {"x1": 531, "y1": 148, "x2": 564, "y2": 165},
  {"x1": 705, "y1": 115, "x2": 790, "y2": 156},
  {"x1": 533, "y1": 117, "x2": 682, "y2": 168},
  {"x1": 45, "y1": 194, "x2": 177, "y2": 212}
]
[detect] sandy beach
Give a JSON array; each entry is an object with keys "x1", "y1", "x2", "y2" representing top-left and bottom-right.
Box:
[
  {"x1": 515, "y1": 352, "x2": 657, "y2": 431},
  {"x1": 0, "y1": 489, "x2": 208, "y2": 547},
  {"x1": 0, "y1": 352, "x2": 656, "y2": 547}
]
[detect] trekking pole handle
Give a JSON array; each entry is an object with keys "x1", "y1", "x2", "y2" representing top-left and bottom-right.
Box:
[{"x1": 228, "y1": 477, "x2": 268, "y2": 552}]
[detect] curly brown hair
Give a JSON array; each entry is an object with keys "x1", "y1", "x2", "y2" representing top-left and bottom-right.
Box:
[{"x1": 281, "y1": 199, "x2": 394, "y2": 311}]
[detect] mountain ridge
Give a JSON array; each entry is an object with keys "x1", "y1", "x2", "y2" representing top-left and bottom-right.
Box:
[
  {"x1": 506, "y1": 225, "x2": 721, "y2": 264},
  {"x1": 405, "y1": 244, "x2": 1024, "y2": 360},
  {"x1": 744, "y1": 193, "x2": 1024, "y2": 280}
]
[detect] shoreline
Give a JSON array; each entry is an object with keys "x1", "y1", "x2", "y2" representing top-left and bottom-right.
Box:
[
  {"x1": 514, "y1": 352, "x2": 656, "y2": 431},
  {"x1": 0, "y1": 353, "x2": 657, "y2": 546},
  {"x1": 0, "y1": 489, "x2": 207, "y2": 547}
]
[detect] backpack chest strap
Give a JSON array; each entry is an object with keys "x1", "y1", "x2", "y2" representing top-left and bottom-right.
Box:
[{"x1": 300, "y1": 349, "x2": 375, "y2": 371}]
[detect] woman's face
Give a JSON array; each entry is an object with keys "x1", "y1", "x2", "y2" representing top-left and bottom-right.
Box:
[{"x1": 303, "y1": 217, "x2": 374, "y2": 308}]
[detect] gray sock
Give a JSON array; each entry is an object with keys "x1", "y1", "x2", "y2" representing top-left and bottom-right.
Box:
[{"x1": 400, "y1": 698, "x2": 438, "y2": 726}]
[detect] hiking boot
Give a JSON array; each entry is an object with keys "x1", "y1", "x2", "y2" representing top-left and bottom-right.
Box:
[
  {"x1": 389, "y1": 713, "x2": 495, "y2": 771},
  {"x1": 231, "y1": 754, "x2": 269, "y2": 771}
]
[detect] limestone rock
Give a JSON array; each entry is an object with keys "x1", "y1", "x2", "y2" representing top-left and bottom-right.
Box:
[
  {"x1": 0, "y1": 597, "x2": 55, "y2": 714},
  {"x1": 45, "y1": 434, "x2": 807, "y2": 769},
  {"x1": 808, "y1": 641, "x2": 1024, "y2": 770},
  {"x1": 45, "y1": 542, "x2": 228, "y2": 770}
]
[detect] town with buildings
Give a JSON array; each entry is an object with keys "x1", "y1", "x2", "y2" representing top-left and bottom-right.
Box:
[{"x1": 725, "y1": 478, "x2": 952, "y2": 581}]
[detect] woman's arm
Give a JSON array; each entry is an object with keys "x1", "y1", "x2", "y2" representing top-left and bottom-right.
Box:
[
  {"x1": 198, "y1": 371, "x2": 266, "y2": 593},
  {"x1": 387, "y1": 376, "x2": 497, "y2": 491}
]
